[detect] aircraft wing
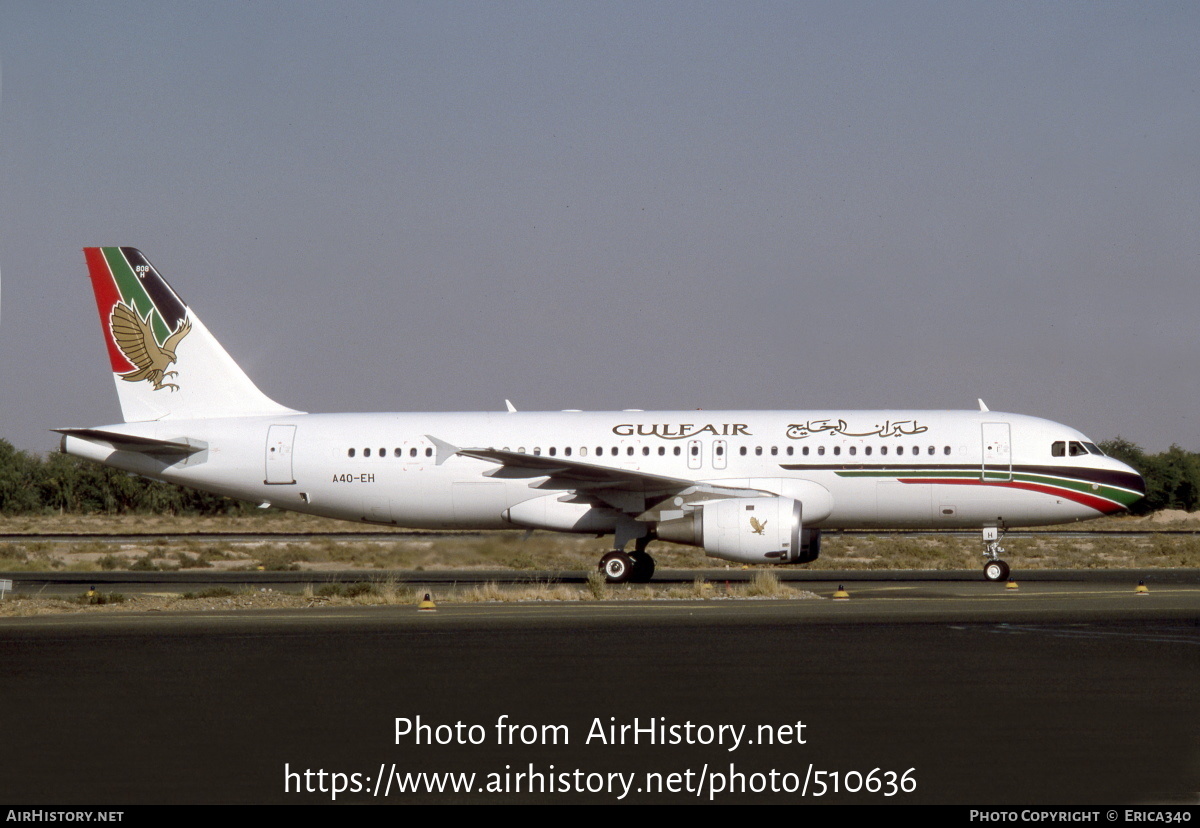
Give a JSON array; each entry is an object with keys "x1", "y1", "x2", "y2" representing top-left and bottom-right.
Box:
[
  {"x1": 427, "y1": 436, "x2": 772, "y2": 518},
  {"x1": 456, "y1": 446, "x2": 697, "y2": 490}
]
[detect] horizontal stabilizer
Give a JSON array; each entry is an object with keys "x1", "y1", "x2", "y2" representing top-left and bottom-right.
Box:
[{"x1": 53, "y1": 428, "x2": 204, "y2": 456}]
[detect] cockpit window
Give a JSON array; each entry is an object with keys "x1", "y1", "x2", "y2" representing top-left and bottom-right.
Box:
[
  {"x1": 1069, "y1": 441, "x2": 1088, "y2": 457},
  {"x1": 1083, "y1": 442, "x2": 1104, "y2": 456},
  {"x1": 1051, "y1": 441, "x2": 1066, "y2": 457}
]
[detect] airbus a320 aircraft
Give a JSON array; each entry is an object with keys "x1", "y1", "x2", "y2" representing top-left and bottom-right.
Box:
[{"x1": 59, "y1": 248, "x2": 1145, "y2": 583}]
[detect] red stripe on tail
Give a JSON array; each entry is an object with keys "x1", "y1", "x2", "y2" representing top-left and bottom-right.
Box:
[{"x1": 84, "y1": 247, "x2": 135, "y2": 373}]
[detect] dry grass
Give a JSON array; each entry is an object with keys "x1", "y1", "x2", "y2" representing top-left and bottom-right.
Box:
[
  {"x1": 586, "y1": 571, "x2": 607, "y2": 599},
  {"x1": 459, "y1": 580, "x2": 581, "y2": 602},
  {"x1": 0, "y1": 573, "x2": 826, "y2": 616},
  {"x1": 0, "y1": 512, "x2": 379, "y2": 535},
  {"x1": 740, "y1": 570, "x2": 790, "y2": 598}
]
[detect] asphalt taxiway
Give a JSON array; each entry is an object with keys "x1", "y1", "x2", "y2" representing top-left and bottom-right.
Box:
[{"x1": 7, "y1": 565, "x2": 1199, "y2": 598}]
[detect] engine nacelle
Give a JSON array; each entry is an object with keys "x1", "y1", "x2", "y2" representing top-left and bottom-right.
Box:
[
  {"x1": 702, "y1": 496, "x2": 800, "y2": 563},
  {"x1": 657, "y1": 496, "x2": 821, "y2": 564}
]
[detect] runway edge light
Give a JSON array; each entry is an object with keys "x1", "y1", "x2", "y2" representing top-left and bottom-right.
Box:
[
  {"x1": 1135, "y1": 580, "x2": 1149, "y2": 596},
  {"x1": 832, "y1": 585, "x2": 850, "y2": 600},
  {"x1": 418, "y1": 593, "x2": 437, "y2": 612}
]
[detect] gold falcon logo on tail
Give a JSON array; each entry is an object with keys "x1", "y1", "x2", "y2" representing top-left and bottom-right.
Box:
[
  {"x1": 109, "y1": 302, "x2": 192, "y2": 392},
  {"x1": 750, "y1": 517, "x2": 768, "y2": 535}
]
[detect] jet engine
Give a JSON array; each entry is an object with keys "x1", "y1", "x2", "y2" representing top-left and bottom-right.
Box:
[{"x1": 656, "y1": 496, "x2": 821, "y2": 564}]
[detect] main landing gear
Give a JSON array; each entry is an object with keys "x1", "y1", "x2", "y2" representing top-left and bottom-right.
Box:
[
  {"x1": 981, "y1": 525, "x2": 1010, "y2": 582},
  {"x1": 598, "y1": 536, "x2": 656, "y2": 584}
]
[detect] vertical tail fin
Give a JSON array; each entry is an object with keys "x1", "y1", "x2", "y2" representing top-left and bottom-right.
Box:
[{"x1": 84, "y1": 247, "x2": 301, "y2": 422}]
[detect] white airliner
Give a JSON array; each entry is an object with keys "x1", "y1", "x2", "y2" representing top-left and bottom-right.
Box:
[{"x1": 59, "y1": 248, "x2": 1145, "y2": 582}]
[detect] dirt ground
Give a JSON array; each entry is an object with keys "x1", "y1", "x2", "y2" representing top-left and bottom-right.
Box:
[{"x1": 1, "y1": 511, "x2": 1196, "y2": 575}]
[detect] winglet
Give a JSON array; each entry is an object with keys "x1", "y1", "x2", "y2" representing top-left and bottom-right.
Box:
[
  {"x1": 505, "y1": 400, "x2": 517, "y2": 413},
  {"x1": 424, "y1": 434, "x2": 461, "y2": 466},
  {"x1": 978, "y1": 399, "x2": 989, "y2": 412}
]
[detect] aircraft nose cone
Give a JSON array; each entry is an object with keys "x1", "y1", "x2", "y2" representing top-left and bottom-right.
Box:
[{"x1": 1118, "y1": 460, "x2": 1146, "y2": 499}]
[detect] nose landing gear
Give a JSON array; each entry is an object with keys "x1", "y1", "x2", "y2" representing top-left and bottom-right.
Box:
[
  {"x1": 984, "y1": 558, "x2": 1010, "y2": 582},
  {"x1": 982, "y1": 525, "x2": 1010, "y2": 582}
]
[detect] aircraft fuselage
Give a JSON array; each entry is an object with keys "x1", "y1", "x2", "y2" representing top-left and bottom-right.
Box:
[{"x1": 62, "y1": 408, "x2": 1144, "y2": 532}]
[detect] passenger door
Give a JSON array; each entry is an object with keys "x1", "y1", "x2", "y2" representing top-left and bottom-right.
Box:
[{"x1": 981, "y1": 422, "x2": 1012, "y2": 481}]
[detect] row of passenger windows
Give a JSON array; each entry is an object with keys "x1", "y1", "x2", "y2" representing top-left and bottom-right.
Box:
[
  {"x1": 348, "y1": 442, "x2": 1101, "y2": 461},
  {"x1": 347, "y1": 444, "x2": 955, "y2": 458},
  {"x1": 751, "y1": 444, "x2": 953, "y2": 457},
  {"x1": 348, "y1": 447, "x2": 435, "y2": 458}
]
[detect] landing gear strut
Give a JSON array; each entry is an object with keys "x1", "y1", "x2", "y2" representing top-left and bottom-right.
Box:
[
  {"x1": 598, "y1": 535, "x2": 656, "y2": 584},
  {"x1": 981, "y1": 525, "x2": 1010, "y2": 582}
]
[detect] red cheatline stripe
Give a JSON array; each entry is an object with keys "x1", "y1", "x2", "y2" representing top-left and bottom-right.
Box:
[
  {"x1": 899, "y1": 477, "x2": 1120, "y2": 514},
  {"x1": 84, "y1": 247, "x2": 135, "y2": 373}
]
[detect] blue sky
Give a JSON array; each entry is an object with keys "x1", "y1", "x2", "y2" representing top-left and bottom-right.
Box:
[{"x1": 1, "y1": 1, "x2": 1197, "y2": 453}]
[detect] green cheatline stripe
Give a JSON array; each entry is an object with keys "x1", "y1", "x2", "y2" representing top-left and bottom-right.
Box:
[
  {"x1": 833, "y1": 469, "x2": 1141, "y2": 507},
  {"x1": 1010, "y1": 471, "x2": 1142, "y2": 506},
  {"x1": 101, "y1": 248, "x2": 169, "y2": 343},
  {"x1": 1022, "y1": 470, "x2": 1142, "y2": 504}
]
